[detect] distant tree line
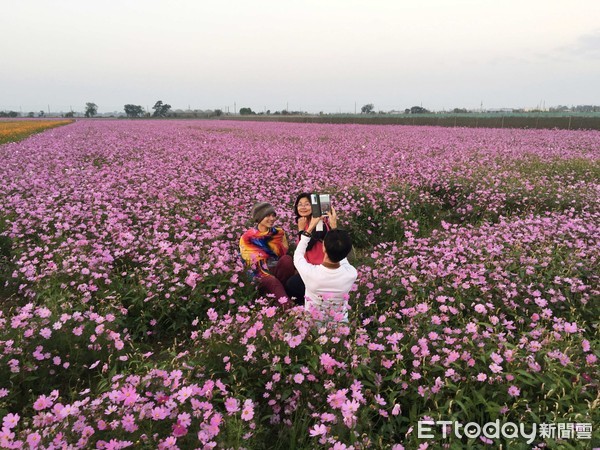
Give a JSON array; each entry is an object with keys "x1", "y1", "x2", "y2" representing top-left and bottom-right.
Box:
[
  {"x1": 120, "y1": 101, "x2": 173, "y2": 118},
  {"x1": 3, "y1": 103, "x2": 600, "y2": 119},
  {"x1": 361, "y1": 104, "x2": 430, "y2": 114},
  {"x1": 549, "y1": 105, "x2": 600, "y2": 113}
]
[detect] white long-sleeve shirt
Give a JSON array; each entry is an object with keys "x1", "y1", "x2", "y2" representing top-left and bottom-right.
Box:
[{"x1": 293, "y1": 235, "x2": 357, "y2": 322}]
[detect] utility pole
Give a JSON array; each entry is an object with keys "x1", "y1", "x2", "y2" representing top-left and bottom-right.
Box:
[{"x1": 234, "y1": 102, "x2": 236, "y2": 114}]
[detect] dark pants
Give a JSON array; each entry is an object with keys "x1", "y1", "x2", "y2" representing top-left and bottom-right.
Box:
[
  {"x1": 257, "y1": 255, "x2": 295, "y2": 306},
  {"x1": 285, "y1": 273, "x2": 305, "y2": 306}
]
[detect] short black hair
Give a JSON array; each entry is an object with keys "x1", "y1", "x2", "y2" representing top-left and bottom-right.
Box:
[{"x1": 323, "y1": 230, "x2": 352, "y2": 263}]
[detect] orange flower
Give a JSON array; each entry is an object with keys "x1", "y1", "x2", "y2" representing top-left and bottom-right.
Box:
[{"x1": 0, "y1": 119, "x2": 73, "y2": 144}]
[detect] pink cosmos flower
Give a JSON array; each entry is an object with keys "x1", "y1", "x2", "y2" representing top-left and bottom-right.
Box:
[
  {"x1": 151, "y1": 406, "x2": 169, "y2": 420},
  {"x1": 490, "y1": 352, "x2": 503, "y2": 364},
  {"x1": 121, "y1": 414, "x2": 138, "y2": 433},
  {"x1": 582, "y1": 339, "x2": 591, "y2": 352},
  {"x1": 172, "y1": 422, "x2": 188, "y2": 437},
  {"x1": 446, "y1": 350, "x2": 460, "y2": 364},
  {"x1": 2, "y1": 413, "x2": 19, "y2": 429},
  {"x1": 39, "y1": 328, "x2": 52, "y2": 339},
  {"x1": 563, "y1": 322, "x2": 578, "y2": 333},
  {"x1": 225, "y1": 397, "x2": 240, "y2": 414},
  {"x1": 309, "y1": 424, "x2": 327, "y2": 437},
  {"x1": 207, "y1": 308, "x2": 218, "y2": 322},
  {"x1": 474, "y1": 304, "x2": 486, "y2": 314},
  {"x1": 241, "y1": 399, "x2": 254, "y2": 421},
  {"x1": 319, "y1": 353, "x2": 339, "y2": 374},
  {"x1": 27, "y1": 432, "x2": 42, "y2": 448},
  {"x1": 508, "y1": 386, "x2": 520, "y2": 397},
  {"x1": 177, "y1": 412, "x2": 192, "y2": 428},
  {"x1": 327, "y1": 389, "x2": 348, "y2": 409},
  {"x1": 489, "y1": 363, "x2": 503, "y2": 373},
  {"x1": 288, "y1": 334, "x2": 303, "y2": 348}
]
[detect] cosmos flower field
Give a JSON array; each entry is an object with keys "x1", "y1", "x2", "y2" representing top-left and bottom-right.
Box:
[{"x1": 0, "y1": 119, "x2": 598, "y2": 449}]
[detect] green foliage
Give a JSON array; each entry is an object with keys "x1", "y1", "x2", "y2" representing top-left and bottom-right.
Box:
[
  {"x1": 152, "y1": 100, "x2": 172, "y2": 118},
  {"x1": 1, "y1": 139, "x2": 597, "y2": 448},
  {"x1": 84, "y1": 102, "x2": 98, "y2": 118},
  {"x1": 361, "y1": 104, "x2": 374, "y2": 114},
  {"x1": 124, "y1": 104, "x2": 145, "y2": 118},
  {"x1": 0, "y1": 302, "x2": 131, "y2": 414}
]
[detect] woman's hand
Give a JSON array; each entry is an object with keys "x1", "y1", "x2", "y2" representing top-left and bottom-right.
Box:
[
  {"x1": 298, "y1": 216, "x2": 308, "y2": 231},
  {"x1": 328, "y1": 206, "x2": 338, "y2": 229}
]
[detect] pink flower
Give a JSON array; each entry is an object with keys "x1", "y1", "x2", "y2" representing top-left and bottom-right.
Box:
[
  {"x1": 241, "y1": 399, "x2": 254, "y2": 421},
  {"x1": 39, "y1": 328, "x2": 52, "y2": 339},
  {"x1": 508, "y1": 386, "x2": 520, "y2": 397},
  {"x1": 225, "y1": 397, "x2": 240, "y2": 414},
  {"x1": 327, "y1": 389, "x2": 348, "y2": 409},
  {"x1": 27, "y1": 432, "x2": 42, "y2": 448},
  {"x1": 474, "y1": 304, "x2": 486, "y2": 314},
  {"x1": 320, "y1": 353, "x2": 339, "y2": 374},
  {"x1": 177, "y1": 412, "x2": 192, "y2": 428},
  {"x1": 172, "y1": 422, "x2": 188, "y2": 437},
  {"x1": 445, "y1": 350, "x2": 460, "y2": 364},
  {"x1": 2, "y1": 413, "x2": 19, "y2": 429},
  {"x1": 309, "y1": 424, "x2": 328, "y2": 437},
  {"x1": 184, "y1": 271, "x2": 199, "y2": 289},
  {"x1": 582, "y1": 339, "x2": 590, "y2": 352},
  {"x1": 151, "y1": 406, "x2": 169, "y2": 420},
  {"x1": 489, "y1": 363, "x2": 503, "y2": 374},
  {"x1": 207, "y1": 308, "x2": 218, "y2": 322},
  {"x1": 288, "y1": 334, "x2": 303, "y2": 348},
  {"x1": 293, "y1": 374, "x2": 305, "y2": 384},
  {"x1": 121, "y1": 414, "x2": 138, "y2": 433},
  {"x1": 33, "y1": 395, "x2": 53, "y2": 411}
]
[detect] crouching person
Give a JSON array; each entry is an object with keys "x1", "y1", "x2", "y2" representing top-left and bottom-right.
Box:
[
  {"x1": 293, "y1": 212, "x2": 357, "y2": 323},
  {"x1": 239, "y1": 202, "x2": 294, "y2": 309}
]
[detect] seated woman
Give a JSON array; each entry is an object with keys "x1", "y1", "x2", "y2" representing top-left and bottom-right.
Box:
[
  {"x1": 286, "y1": 193, "x2": 337, "y2": 303},
  {"x1": 239, "y1": 202, "x2": 295, "y2": 308}
]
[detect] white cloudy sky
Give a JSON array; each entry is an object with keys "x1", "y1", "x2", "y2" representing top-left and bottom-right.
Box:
[{"x1": 2, "y1": 0, "x2": 599, "y2": 113}]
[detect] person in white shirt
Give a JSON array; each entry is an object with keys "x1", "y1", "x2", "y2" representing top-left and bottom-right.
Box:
[{"x1": 293, "y1": 209, "x2": 357, "y2": 322}]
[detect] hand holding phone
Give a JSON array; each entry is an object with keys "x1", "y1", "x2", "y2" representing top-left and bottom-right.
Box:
[{"x1": 327, "y1": 206, "x2": 338, "y2": 229}]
